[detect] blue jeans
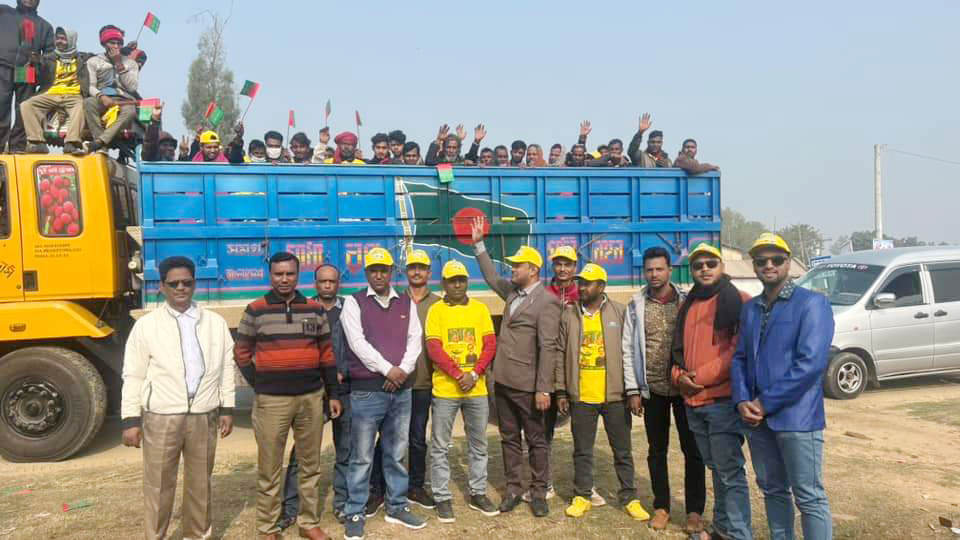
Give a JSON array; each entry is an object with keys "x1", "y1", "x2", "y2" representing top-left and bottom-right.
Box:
[
  {"x1": 430, "y1": 396, "x2": 489, "y2": 501},
  {"x1": 747, "y1": 423, "x2": 831, "y2": 540},
  {"x1": 686, "y1": 402, "x2": 753, "y2": 540},
  {"x1": 346, "y1": 389, "x2": 412, "y2": 521}
]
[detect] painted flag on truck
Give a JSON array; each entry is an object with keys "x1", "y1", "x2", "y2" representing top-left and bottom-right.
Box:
[
  {"x1": 240, "y1": 80, "x2": 260, "y2": 98},
  {"x1": 143, "y1": 12, "x2": 160, "y2": 34}
]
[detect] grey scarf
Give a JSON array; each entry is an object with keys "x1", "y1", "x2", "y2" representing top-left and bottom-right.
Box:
[{"x1": 54, "y1": 27, "x2": 77, "y2": 61}]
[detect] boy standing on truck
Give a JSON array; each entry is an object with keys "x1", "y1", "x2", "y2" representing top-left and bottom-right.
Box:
[
  {"x1": 121, "y1": 256, "x2": 236, "y2": 540},
  {"x1": 235, "y1": 251, "x2": 336, "y2": 540}
]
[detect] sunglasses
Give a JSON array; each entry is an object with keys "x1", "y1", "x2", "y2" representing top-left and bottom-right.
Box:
[
  {"x1": 165, "y1": 279, "x2": 195, "y2": 289},
  {"x1": 753, "y1": 256, "x2": 789, "y2": 268},
  {"x1": 691, "y1": 259, "x2": 720, "y2": 271}
]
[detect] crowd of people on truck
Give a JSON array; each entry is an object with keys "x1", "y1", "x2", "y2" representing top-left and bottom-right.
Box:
[
  {"x1": 122, "y1": 226, "x2": 834, "y2": 540},
  {"x1": 0, "y1": 2, "x2": 721, "y2": 175}
]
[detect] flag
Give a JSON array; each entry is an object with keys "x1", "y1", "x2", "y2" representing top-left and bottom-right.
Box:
[
  {"x1": 137, "y1": 98, "x2": 160, "y2": 123},
  {"x1": 204, "y1": 101, "x2": 217, "y2": 118},
  {"x1": 143, "y1": 12, "x2": 160, "y2": 34},
  {"x1": 20, "y1": 19, "x2": 35, "y2": 44},
  {"x1": 324, "y1": 100, "x2": 331, "y2": 121},
  {"x1": 240, "y1": 80, "x2": 260, "y2": 98},
  {"x1": 437, "y1": 164, "x2": 455, "y2": 184},
  {"x1": 14, "y1": 65, "x2": 36, "y2": 84},
  {"x1": 204, "y1": 102, "x2": 224, "y2": 127},
  {"x1": 288, "y1": 110, "x2": 296, "y2": 128},
  {"x1": 355, "y1": 110, "x2": 362, "y2": 127}
]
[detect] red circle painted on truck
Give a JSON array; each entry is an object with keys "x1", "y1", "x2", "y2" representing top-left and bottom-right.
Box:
[{"x1": 452, "y1": 207, "x2": 489, "y2": 245}]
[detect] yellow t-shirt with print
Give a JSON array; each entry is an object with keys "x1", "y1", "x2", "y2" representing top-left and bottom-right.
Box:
[
  {"x1": 578, "y1": 310, "x2": 606, "y2": 403},
  {"x1": 47, "y1": 59, "x2": 81, "y2": 95},
  {"x1": 425, "y1": 299, "x2": 494, "y2": 399}
]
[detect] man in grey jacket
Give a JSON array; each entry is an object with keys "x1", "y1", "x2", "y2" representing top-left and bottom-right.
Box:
[{"x1": 84, "y1": 24, "x2": 139, "y2": 152}]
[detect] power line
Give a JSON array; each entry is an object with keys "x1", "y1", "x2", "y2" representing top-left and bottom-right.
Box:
[{"x1": 886, "y1": 148, "x2": 960, "y2": 167}]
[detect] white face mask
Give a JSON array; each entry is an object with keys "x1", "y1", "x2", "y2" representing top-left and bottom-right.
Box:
[
  {"x1": 266, "y1": 147, "x2": 282, "y2": 159},
  {"x1": 250, "y1": 155, "x2": 266, "y2": 163}
]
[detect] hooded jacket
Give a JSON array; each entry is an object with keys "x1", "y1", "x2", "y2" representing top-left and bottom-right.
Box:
[
  {"x1": 0, "y1": 3, "x2": 55, "y2": 69},
  {"x1": 36, "y1": 29, "x2": 91, "y2": 96}
]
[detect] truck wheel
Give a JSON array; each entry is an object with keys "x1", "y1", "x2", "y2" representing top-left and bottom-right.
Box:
[
  {"x1": 824, "y1": 352, "x2": 868, "y2": 400},
  {"x1": 0, "y1": 347, "x2": 107, "y2": 462}
]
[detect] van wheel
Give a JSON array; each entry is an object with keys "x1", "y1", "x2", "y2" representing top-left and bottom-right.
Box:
[
  {"x1": 0, "y1": 347, "x2": 107, "y2": 462},
  {"x1": 824, "y1": 352, "x2": 868, "y2": 400}
]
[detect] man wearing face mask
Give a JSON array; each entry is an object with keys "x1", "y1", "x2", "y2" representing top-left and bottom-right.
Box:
[
  {"x1": 323, "y1": 131, "x2": 365, "y2": 165},
  {"x1": 0, "y1": 0, "x2": 55, "y2": 153},
  {"x1": 263, "y1": 130, "x2": 289, "y2": 164},
  {"x1": 246, "y1": 139, "x2": 266, "y2": 163}
]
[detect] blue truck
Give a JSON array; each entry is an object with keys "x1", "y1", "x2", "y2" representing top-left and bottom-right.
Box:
[{"x1": 0, "y1": 153, "x2": 720, "y2": 461}]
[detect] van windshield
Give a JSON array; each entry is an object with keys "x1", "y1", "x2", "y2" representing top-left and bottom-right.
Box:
[{"x1": 796, "y1": 263, "x2": 884, "y2": 306}]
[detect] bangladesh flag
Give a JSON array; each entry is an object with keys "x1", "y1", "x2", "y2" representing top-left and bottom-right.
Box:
[
  {"x1": 143, "y1": 12, "x2": 160, "y2": 33},
  {"x1": 240, "y1": 80, "x2": 260, "y2": 98},
  {"x1": 400, "y1": 181, "x2": 531, "y2": 265},
  {"x1": 204, "y1": 101, "x2": 224, "y2": 127},
  {"x1": 137, "y1": 98, "x2": 160, "y2": 123}
]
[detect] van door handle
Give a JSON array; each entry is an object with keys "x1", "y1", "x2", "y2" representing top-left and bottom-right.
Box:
[
  {"x1": 914, "y1": 312, "x2": 929, "y2": 319},
  {"x1": 934, "y1": 310, "x2": 948, "y2": 317}
]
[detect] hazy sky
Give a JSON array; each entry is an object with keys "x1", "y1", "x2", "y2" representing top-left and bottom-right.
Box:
[{"x1": 35, "y1": 0, "x2": 960, "y2": 244}]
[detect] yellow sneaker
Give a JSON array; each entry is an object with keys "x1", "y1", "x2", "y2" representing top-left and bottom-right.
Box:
[
  {"x1": 565, "y1": 496, "x2": 592, "y2": 518},
  {"x1": 625, "y1": 499, "x2": 651, "y2": 521}
]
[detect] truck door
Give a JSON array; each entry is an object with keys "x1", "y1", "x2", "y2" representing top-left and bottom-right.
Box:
[{"x1": 0, "y1": 157, "x2": 23, "y2": 302}]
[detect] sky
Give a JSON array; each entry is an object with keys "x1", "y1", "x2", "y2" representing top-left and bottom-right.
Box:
[{"x1": 31, "y1": 0, "x2": 960, "y2": 245}]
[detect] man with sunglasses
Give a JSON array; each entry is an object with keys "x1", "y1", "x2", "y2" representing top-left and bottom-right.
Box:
[
  {"x1": 671, "y1": 243, "x2": 753, "y2": 540},
  {"x1": 732, "y1": 233, "x2": 834, "y2": 540},
  {"x1": 121, "y1": 256, "x2": 236, "y2": 540}
]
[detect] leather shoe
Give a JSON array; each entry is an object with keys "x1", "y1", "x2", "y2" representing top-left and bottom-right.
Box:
[
  {"x1": 276, "y1": 515, "x2": 296, "y2": 531},
  {"x1": 650, "y1": 509, "x2": 670, "y2": 530},
  {"x1": 299, "y1": 526, "x2": 331, "y2": 540},
  {"x1": 499, "y1": 493, "x2": 523, "y2": 513},
  {"x1": 530, "y1": 497, "x2": 549, "y2": 517}
]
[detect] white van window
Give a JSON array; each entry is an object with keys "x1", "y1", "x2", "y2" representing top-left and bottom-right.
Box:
[
  {"x1": 929, "y1": 263, "x2": 960, "y2": 303},
  {"x1": 878, "y1": 268, "x2": 923, "y2": 307}
]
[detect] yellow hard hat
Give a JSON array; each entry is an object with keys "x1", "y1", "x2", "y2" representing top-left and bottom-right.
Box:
[
  {"x1": 199, "y1": 130, "x2": 220, "y2": 145},
  {"x1": 576, "y1": 263, "x2": 608, "y2": 282},
  {"x1": 364, "y1": 247, "x2": 394, "y2": 268},
  {"x1": 406, "y1": 249, "x2": 431, "y2": 267},
  {"x1": 441, "y1": 260, "x2": 469, "y2": 279},
  {"x1": 749, "y1": 233, "x2": 792, "y2": 257},
  {"x1": 505, "y1": 245, "x2": 543, "y2": 269},
  {"x1": 550, "y1": 245, "x2": 578, "y2": 262},
  {"x1": 688, "y1": 242, "x2": 723, "y2": 262}
]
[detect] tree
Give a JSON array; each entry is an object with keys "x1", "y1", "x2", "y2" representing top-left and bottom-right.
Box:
[
  {"x1": 722, "y1": 208, "x2": 768, "y2": 253},
  {"x1": 848, "y1": 230, "x2": 934, "y2": 251},
  {"x1": 830, "y1": 235, "x2": 850, "y2": 255},
  {"x1": 181, "y1": 14, "x2": 239, "y2": 140},
  {"x1": 776, "y1": 223, "x2": 823, "y2": 266}
]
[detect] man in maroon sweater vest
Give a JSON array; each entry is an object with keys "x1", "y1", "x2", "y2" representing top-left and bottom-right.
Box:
[{"x1": 340, "y1": 248, "x2": 428, "y2": 540}]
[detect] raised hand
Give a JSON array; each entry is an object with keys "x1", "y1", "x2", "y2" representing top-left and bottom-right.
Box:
[
  {"x1": 474, "y1": 124, "x2": 486, "y2": 142},
  {"x1": 436, "y1": 124, "x2": 450, "y2": 143},
  {"x1": 579, "y1": 120, "x2": 592, "y2": 137},
  {"x1": 456, "y1": 124, "x2": 466, "y2": 142},
  {"x1": 639, "y1": 112, "x2": 651, "y2": 132},
  {"x1": 470, "y1": 215, "x2": 486, "y2": 244},
  {"x1": 233, "y1": 121, "x2": 244, "y2": 138},
  {"x1": 178, "y1": 135, "x2": 190, "y2": 155}
]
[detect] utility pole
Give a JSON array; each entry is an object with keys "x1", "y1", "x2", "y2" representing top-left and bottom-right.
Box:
[{"x1": 874, "y1": 144, "x2": 884, "y2": 240}]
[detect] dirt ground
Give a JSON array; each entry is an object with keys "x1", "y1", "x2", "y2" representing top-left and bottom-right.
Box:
[{"x1": 1, "y1": 376, "x2": 958, "y2": 540}]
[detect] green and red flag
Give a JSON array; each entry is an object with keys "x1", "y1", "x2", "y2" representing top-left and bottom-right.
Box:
[
  {"x1": 240, "y1": 80, "x2": 260, "y2": 98},
  {"x1": 437, "y1": 164, "x2": 454, "y2": 184},
  {"x1": 355, "y1": 110, "x2": 362, "y2": 127},
  {"x1": 13, "y1": 64, "x2": 36, "y2": 84},
  {"x1": 20, "y1": 19, "x2": 35, "y2": 44},
  {"x1": 137, "y1": 98, "x2": 160, "y2": 123},
  {"x1": 288, "y1": 110, "x2": 296, "y2": 128},
  {"x1": 143, "y1": 12, "x2": 160, "y2": 34},
  {"x1": 204, "y1": 101, "x2": 224, "y2": 127}
]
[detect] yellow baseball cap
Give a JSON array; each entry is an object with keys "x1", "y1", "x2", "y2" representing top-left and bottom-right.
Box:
[
  {"x1": 199, "y1": 130, "x2": 220, "y2": 145},
  {"x1": 576, "y1": 263, "x2": 608, "y2": 282},
  {"x1": 441, "y1": 260, "x2": 469, "y2": 279},
  {"x1": 749, "y1": 232, "x2": 792, "y2": 256},
  {"x1": 406, "y1": 249, "x2": 431, "y2": 267},
  {"x1": 364, "y1": 247, "x2": 394, "y2": 268},
  {"x1": 505, "y1": 245, "x2": 543, "y2": 269},
  {"x1": 688, "y1": 242, "x2": 723, "y2": 262},
  {"x1": 550, "y1": 245, "x2": 578, "y2": 262}
]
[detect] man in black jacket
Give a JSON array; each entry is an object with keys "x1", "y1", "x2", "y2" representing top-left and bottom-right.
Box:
[{"x1": 0, "y1": 0, "x2": 54, "y2": 152}]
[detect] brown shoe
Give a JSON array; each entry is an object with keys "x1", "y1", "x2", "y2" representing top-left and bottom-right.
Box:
[
  {"x1": 299, "y1": 527, "x2": 331, "y2": 540},
  {"x1": 650, "y1": 509, "x2": 670, "y2": 530},
  {"x1": 686, "y1": 512, "x2": 705, "y2": 533}
]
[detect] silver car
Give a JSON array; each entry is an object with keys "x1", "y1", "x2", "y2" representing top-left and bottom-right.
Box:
[{"x1": 795, "y1": 246, "x2": 960, "y2": 399}]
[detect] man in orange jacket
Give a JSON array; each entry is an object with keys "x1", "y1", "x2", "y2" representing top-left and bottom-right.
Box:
[{"x1": 671, "y1": 243, "x2": 753, "y2": 540}]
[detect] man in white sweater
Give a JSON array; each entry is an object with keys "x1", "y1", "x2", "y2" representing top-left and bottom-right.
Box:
[{"x1": 121, "y1": 256, "x2": 236, "y2": 540}]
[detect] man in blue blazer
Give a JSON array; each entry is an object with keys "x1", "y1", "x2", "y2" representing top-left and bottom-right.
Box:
[{"x1": 731, "y1": 233, "x2": 835, "y2": 540}]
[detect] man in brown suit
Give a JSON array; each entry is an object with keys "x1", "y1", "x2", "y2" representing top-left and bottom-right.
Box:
[{"x1": 471, "y1": 217, "x2": 562, "y2": 518}]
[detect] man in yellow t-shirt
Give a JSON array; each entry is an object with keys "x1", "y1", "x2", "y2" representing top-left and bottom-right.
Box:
[
  {"x1": 424, "y1": 260, "x2": 499, "y2": 523},
  {"x1": 556, "y1": 263, "x2": 650, "y2": 521},
  {"x1": 20, "y1": 27, "x2": 87, "y2": 155}
]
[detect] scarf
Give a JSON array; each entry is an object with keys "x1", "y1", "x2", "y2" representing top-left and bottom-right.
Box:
[
  {"x1": 671, "y1": 274, "x2": 743, "y2": 370},
  {"x1": 55, "y1": 28, "x2": 78, "y2": 61}
]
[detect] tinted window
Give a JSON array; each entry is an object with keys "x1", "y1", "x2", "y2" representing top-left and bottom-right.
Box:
[
  {"x1": 878, "y1": 268, "x2": 923, "y2": 307},
  {"x1": 36, "y1": 163, "x2": 82, "y2": 237},
  {"x1": 929, "y1": 263, "x2": 960, "y2": 303}
]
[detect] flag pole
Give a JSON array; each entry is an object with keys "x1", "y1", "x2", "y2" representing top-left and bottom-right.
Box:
[
  {"x1": 240, "y1": 97, "x2": 254, "y2": 124},
  {"x1": 134, "y1": 25, "x2": 144, "y2": 44}
]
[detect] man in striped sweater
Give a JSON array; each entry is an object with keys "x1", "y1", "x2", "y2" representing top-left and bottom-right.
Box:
[{"x1": 235, "y1": 252, "x2": 337, "y2": 540}]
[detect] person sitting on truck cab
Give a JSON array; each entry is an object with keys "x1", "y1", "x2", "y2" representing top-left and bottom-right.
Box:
[
  {"x1": 192, "y1": 130, "x2": 229, "y2": 162},
  {"x1": 675, "y1": 139, "x2": 720, "y2": 175},
  {"x1": 84, "y1": 25, "x2": 140, "y2": 153},
  {"x1": 323, "y1": 131, "x2": 365, "y2": 164}
]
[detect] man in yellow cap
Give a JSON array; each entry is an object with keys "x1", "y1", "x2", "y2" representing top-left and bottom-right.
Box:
[
  {"x1": 424, "y1": 260, "x2": 500, "y2": 523},
  {"x1": 556, "y1": 263, "x2": 651, "y2": 522},
  {"x1": 672, "y1": 242, "x2": 753, "y2": 540},
  {"x1": 733, "y1": 233, "x2": 834, "y2": 539},
  {"x1": 192, "y1": 130, "x2": 229, "y2": 162},
  {"x1": 340, "y1": 247, "x2": 428, "y2": 538},
  {"x1": 470, "y1": 217, "x2": 562, "y2": 518}
]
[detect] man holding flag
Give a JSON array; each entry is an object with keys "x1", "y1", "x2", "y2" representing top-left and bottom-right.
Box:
[{"x1": 0, "y1": 0, "x2": 55, "y2": 152}]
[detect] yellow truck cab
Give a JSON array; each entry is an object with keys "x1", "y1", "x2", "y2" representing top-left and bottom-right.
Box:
[{"x1": 0, "y1": 153, "x2": 139, "y2": 462}]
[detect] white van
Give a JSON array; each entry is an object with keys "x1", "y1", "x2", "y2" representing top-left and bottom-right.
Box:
[{"x1": 795, "y1": 246, "x2": 960, "y2": 399}]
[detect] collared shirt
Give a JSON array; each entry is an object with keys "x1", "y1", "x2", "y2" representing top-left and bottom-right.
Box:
[
  {"x1": 760, "y1": 280, "x2": 797, "y2": 341},
  {"x1": 165, "y1": 302, "x2": 203, "y2": 398},
  {"x1": 341, "y1": 286, "x2": 423, "y2": 376},
  {"x1": 510, "y1": 280, "x2": 542, "y2": 315},
  {"x1": 580, "y1": 295, "x2": 608, "y2": 317}
]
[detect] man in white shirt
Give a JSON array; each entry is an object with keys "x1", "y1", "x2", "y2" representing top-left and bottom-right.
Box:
[
  {"x1": 340, "y1": 247, "x2": 427, "y2": 540},
  {"x1": 121, "y1": 256, "x2": 236, "y2": 540}
]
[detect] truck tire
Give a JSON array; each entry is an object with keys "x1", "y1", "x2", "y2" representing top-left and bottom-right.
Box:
[
  {"x1": 823, "y1": 351, "x2": 868, "y2": 400},
  {"x1": 0, "y1": 347, "x2": 107, "y2": 462}
]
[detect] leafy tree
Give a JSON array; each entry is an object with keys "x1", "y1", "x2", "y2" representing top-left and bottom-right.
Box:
[
  {"x1": 722, "y1": 208, "x2": 768, "y2": 253},
  {"x1": 181, "y1": 14, "x2": 238, "y2": 140},
  {"x1": 776, "y1": 223, "x2": 823, "y2": 266}
]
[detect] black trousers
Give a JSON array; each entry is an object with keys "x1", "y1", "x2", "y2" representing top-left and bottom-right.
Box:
[
  {"x1": 0, "y1": 66, "x2": 35, "y2": 152},
  {"x1": 495, "y1": 382, "x2": 549, "y2": 498},
  {"x1": 570, "y1": 400, "x2": 636, "y2": 506},
  {"x1": 407, "y1": 388, "x2": 432, "y2": 489},
  {"x1": 642, "y1": 392, "x2": 706, "y2": 514}
]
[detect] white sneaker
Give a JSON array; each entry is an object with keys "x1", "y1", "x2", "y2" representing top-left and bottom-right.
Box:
[
  {"x1": 590, "y1": 487, "x2": 606, "y2": 507},
  {"x1": 522, "y1": 484, "x2": 556, "y2": 502}
]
